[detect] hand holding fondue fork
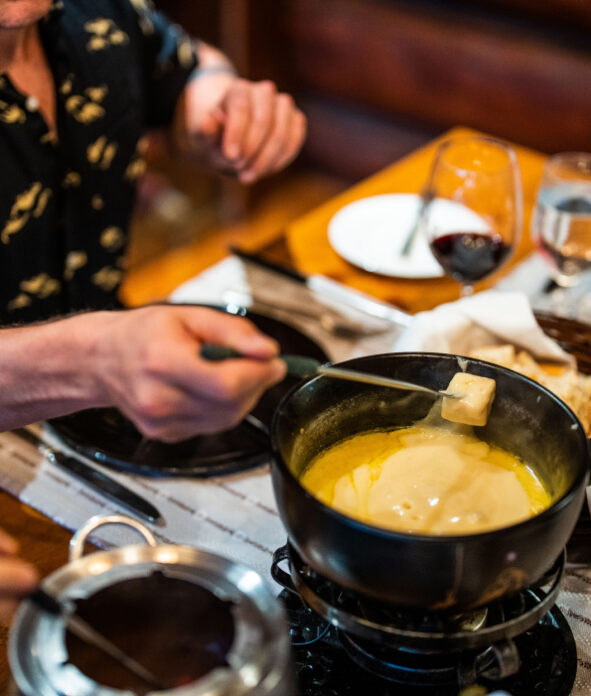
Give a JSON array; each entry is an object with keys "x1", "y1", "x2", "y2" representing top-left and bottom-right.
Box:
[{"x1": 0, "y1": 304, "x2": 286, "y2": 444}]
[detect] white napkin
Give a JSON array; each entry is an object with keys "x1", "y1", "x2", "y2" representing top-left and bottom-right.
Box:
[{"x1": 393, "y1": 289, "x2": 574, "y2": 364}]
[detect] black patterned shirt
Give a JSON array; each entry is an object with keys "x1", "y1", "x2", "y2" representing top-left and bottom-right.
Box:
[{"x1": 0, "y1": 0, "x2": 197, "y2": 324}]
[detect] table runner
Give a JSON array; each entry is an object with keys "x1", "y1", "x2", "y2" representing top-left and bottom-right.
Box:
[{"x1": 0, "y1": 256, "x2": 589, "y2": 694}]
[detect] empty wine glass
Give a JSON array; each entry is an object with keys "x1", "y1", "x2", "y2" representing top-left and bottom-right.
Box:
[
  {"x1": 422, "y1": 136, "x2": 522, "y2": 296},
  {"x1": 531, "y1": 152, "x2": 591, "y2": 288}
]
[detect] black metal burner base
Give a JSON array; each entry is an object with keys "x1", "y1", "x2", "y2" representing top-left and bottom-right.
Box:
[
  {"x1": 280, "y1": 589, "x2": 577, "y2": 696},
  {"x1": 272, "y1": 544, "x2": 577, "y2": 696}
]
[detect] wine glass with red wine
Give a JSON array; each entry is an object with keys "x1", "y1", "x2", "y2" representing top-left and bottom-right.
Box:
[{"x1": 422, "y1": 136, "x2": 522, "y2": 296}]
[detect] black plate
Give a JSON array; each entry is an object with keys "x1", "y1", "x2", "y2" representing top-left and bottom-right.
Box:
[{"x1": 47, "y1": 305, "x2": 329, "y2": 477}]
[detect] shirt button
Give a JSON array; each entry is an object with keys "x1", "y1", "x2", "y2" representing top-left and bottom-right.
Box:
[{"x1": 25, "y1": 96, "x2": 39, "y2": 112}]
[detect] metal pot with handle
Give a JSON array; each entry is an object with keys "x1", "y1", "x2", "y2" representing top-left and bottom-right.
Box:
[{"x1": 9, "y1": 515, "x2": 294, "y2": 696}]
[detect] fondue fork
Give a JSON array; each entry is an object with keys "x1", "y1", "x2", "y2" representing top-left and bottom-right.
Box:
[
  {"x1": 29, "y1": 588, "x2": 168, "y2": 690},
  {"x1": 201, "y1": 345, "x2": 460, "y2": 398}
]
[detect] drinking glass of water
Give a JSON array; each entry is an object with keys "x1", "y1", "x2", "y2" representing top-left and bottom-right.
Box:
[{"x1": 531, "y1": 152, "x2": 591, "y2": 288}]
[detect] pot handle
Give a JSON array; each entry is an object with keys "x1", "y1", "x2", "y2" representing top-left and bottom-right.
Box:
[
  {"x1": 69, "y1": 514, "x2": 158, "y2": 562},
  {"x1": 271, "y1": 545, "x2": 298, "y2": 594}
]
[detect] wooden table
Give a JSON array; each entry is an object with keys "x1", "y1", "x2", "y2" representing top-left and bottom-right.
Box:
[{"x1": 0, "y1": 126, "x2": 549, "y2": 691}]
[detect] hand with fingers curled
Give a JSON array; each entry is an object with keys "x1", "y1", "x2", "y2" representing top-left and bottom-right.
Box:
[
  {"x1": 0, "y1": 529, "x2": 38, "y2": 624},
  {"x1": 174, "y1": 43, "x2": 307, "y2": 185}
]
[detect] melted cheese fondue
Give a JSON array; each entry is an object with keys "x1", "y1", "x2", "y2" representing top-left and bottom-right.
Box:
[{"x1": 300, "y1": 425, "x2": 551, "y2": 535}]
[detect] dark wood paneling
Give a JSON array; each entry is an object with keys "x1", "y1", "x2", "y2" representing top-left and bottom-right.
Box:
[
  {"x1": 284, "y1": 0, "x2": 591, "y2": 155},
  {"x1": 474, "y1": 0, "x2": 591, "y2": 29},
  {"x1": 300, "y1": 95, "x2": 440, "y2": 180},
  {"x1": 154, "y1": 0, "x2": 220, "y2": 43},
  {"x1": 152, "y1": 1, "x2": 591, "y2": 182}
]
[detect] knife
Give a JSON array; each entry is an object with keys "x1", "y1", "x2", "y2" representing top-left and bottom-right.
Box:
[
  {"x1": 12, "y1": 427, "x2": 161, "y2": 523},
  {"x1": 229, "y1": 246, "x2": 412, "y2": 327}
]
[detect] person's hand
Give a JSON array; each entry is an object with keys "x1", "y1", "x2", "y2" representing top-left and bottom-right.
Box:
[
  {"x1": 91, "y1": 305, "x2": 287, "y2": 442},
  {"x1": 174, "y1": 44, "x2": 307, "y2": 184},
  {"x1": 0, "y1": 529, "x2": 38, "y2": 623},
  {"x1": 194, "y1": 77, "x2": 307, "y2": 184}
]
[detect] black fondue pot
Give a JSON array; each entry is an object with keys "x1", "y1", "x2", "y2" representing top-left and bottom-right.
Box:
[
  {"x1": 270, "y1": 352, "x2": 589, "y2": 612},
  {"x1": 9, "y1": 515, "x2": 294, "y2": 696}
]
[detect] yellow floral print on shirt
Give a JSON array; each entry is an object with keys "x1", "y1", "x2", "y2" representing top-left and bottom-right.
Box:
[
  {"x1": 7, "y1": 293, "x2": 31, "y2": 312},
  {"x1": 40, "y1": 132, "x2": 57, "y2": 145},
  {"x1": 63, "y1": 171, "x2": 81, "y2": 188},
  {"x1": 64, "y1": 251, "x2": 88, "y2": 281},
  {"x1": 1, "y1": 183, "x2": 52, "y2": 244},
  {"x1": 177, "y1": 38, "x2": 194, "y2": 69},
  {"x1": 92, "y1": 265, "x2": 123, "y2": 291},
  {"x1": 91, "y1": 194, "x2": 104, "y2": 210},
  {"x1": 8, "y1": 272, "x2": 61, "y2": 312},
  {"x1": 125, "y1": 155, "x2": 146, "y2": 181},
  {"x1": 129, "y1": 0, "x2": 155, "y2": 35},
  {"x1": 125, "y1": 137, "x2": 147, "y2": 181},
  {"x1": 129, "y1": 0, "x2": 153, "y2": 11},
  {"x1": 0, "y1": 101, "x2": 26, "y2": 124},
  {"x1": 87, "y1": 136, "x2": 118, "y2": 170},
  {"x1": 85, "y1": 86, "x2": 108, "y2": 102},
  {"x1": 60, "y1": 74, "x2": 74, "y2": 96},
  {"x1": 65, "y1": 85, "x2": 108, "y2": 124},
  {"x1": 20, "y1": 273, "x2": 61, "y2": 299},
  {"x1": 32, "y1": 189, "x2": 52, "y2": 218},
  {"x1": 85, "y1": 19, "x2": 129, "y2": 52},
  {"x1": 100, "y1": 226, "x2": 125, "y2": 251}
]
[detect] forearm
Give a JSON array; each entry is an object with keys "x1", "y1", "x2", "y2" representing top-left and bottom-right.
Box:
[{"x1": 0, "y1": 313, "x2": 106, "y2": 430}]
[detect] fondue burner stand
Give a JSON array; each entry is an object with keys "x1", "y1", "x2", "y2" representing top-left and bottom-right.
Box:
[{"x1": 271, "y1": 545, "x2": 577, "y2": 696}]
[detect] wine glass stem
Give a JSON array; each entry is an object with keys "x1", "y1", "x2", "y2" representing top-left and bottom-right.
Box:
[{"x1": 461, "y1": 284, "x2": 474, "y2": 298}]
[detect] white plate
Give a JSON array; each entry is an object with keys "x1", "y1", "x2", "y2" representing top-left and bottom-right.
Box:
[{"x1": 327, "y1": 194, "x2": 488, "y2": 280}]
